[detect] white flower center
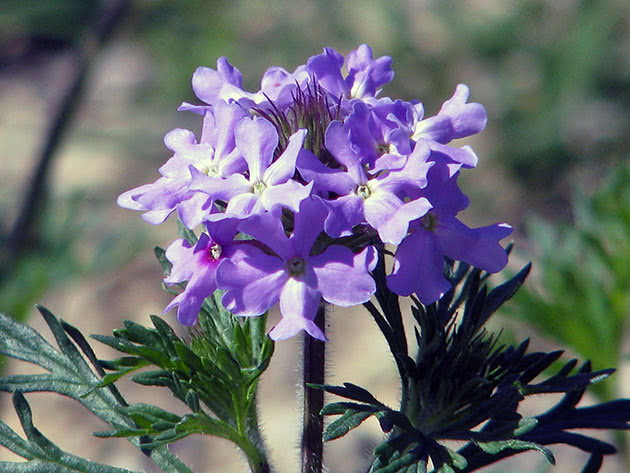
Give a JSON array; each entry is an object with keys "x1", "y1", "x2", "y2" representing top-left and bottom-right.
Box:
[
  {"x1": 209, "y1": 243, "x2": 222, "y2": 260},
  {"x1": 356, "y1": 184, "x2": 371, "y2": 199}
]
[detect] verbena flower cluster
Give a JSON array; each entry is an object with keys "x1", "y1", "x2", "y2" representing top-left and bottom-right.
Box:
[{"x1": 118, "y1": 44, "x2": 512, "y2": 341}]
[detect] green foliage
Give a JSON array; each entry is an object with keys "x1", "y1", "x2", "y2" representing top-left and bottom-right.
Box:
[
  {"x1": 316, "y1": 256, "x2": 629, "y2": 473},
  {"x1": 0, "y1": 235, "x2": 275, "y2": 473},
  {"x1": 0, "y1": 392, "x2": 142, "y2": 473},
  {"x1": 507, "y1": 163, "x2": 630, "y2": 399},
  {"x1": 91, "y1": 286, "x2": 274, "y2": 473},
  {"x1": 0, "y1": 306, "x2": 192, "y2": 473}
]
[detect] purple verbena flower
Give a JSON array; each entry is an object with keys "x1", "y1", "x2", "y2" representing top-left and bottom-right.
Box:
[
  {"x1": 117, "y1": 101, "x2": 247, "y2": 228},
  {"x1": 307, "y1": 44, "x2": 394, "y2": 102},
  {"x1": 191, "y1": 116, "x2": 312, "y2": 219},
  {"x1": 387, "y1": 164, "x2": 512, "y2": 303},
  {"x1": 300, "y1": 121, "x2": 433, "y2": 244},
  {"x1": 345, "y1": 99, "x2": 415, "y2": 169},
  {"x1": 163, "y1": 219, "x2": 241, "y2": 325},
  {"x1": 411, "y1": 84, "x2": 487, "y2": 168},
  {"x1": 216, "y1": 199, "x2": 377, "y2": 340}
]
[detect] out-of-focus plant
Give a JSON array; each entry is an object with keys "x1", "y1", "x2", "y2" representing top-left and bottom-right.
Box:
[{"x1": 506, "y1": 163, "x2": 630, "y2": 400}]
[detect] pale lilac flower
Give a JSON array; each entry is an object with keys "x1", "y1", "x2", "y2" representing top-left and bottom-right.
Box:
[
  {"x1": 191, "y1": 116, "x2": 312, "y2": 219},
  {"x1": 181, "y1": 57, "x2": 310, "y2": 114},
  {"x1": 117, "y1": 101, "x2": 247, "y2": 228},
  {"x1": 412, "y1": 84, "x2": 487, "y2": 168},
  {"x1": 217, "y1": 200, "x2": 377, "y2": 341},
  {"x1": 117, "y1": 125, "x2": 212, "y2": 227}
]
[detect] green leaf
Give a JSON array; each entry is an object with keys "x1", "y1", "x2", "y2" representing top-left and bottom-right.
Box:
[
  {"x1": 0, "y1": 392, "x2": 142, "y2": 473},
  {"x1": 475, "y1": 439, "x2": 556, "y2": 465},
  {"x1": 324, "y1": 410, "x2": 373, "y2": 441},
  {"x1": 127, "y1": 403, "x2": 183, "y2": 425},
  {"x1": 0, "y1": 310, "x2": 193, "y2": 473},
  {"x1": 177, "y1": 219, "x2": 198, "y2": 245},
  {"x1": 154, "y1": 246, "x2": 172, "y2": 276}
]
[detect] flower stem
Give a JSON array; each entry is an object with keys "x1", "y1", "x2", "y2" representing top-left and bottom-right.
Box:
[{"x1": 301, "y1": 304, "x2": 326, "y2": 473}]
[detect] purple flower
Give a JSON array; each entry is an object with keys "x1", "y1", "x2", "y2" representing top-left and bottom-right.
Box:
[
  {"x1": 307, "y1": 44, "x2": 394, "y2": 102},
  {"x1": 117, "y1": 127, "x2": 210, "y2": 227},
  {"x1": 299, "y1": 121, "x2": 433, "y2": 244},
  {"x1": 191, "y1": 116, "x2": 312, "y2": 219},
  {"x1": 217, "y1": 199, "x2": 377, "y2": 341},
  {"x1": 119, "y1": 44, "x2": 513, "y2": 333},
  {"x1": 412, "y1": 84, "x2": 487, "y2": 168},
  {"x1": 118, "y1": 101, "x2": 247, "y2": 228},
  {"x1": 259, "y1": 64, "x2": 310, "y2": 108},
  {"x1": 345, "y1": 99, "x2": 415, "y2": 169},
  {"x1": 163, "y1": 219, "x2": 242, "y2": 325},
  {"x1": 191, "y1": 56, "x2": 253, "y2": 107},
  {"x1": 387, "y1": 165, "x2": 512, "y2": 303},
  {"x1": 182, "y1": 57, "x2": 311, "y2": 113}
]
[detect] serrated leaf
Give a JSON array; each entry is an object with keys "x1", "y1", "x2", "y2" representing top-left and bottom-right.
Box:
[
  {"x1": 321, "y1": 401, "x2": 376, "y2": 416},
  {"x1": 185, "y1": 390, "x2": 200, "y2": 413},
  {"x1": 372, "y1": 451, "x2": 417, "y2": 473},
  {"x1": 127, "y1": 403, "x2": 183, "y2": 425},
  {"x1": 150, "y1": 315, "x2": 180, "y2": 354},
  {"x1": 122, "y1": 320, "x2": 163, "y2": 348},
  {"x1": 479, "y1": 264, "x2": 531, "y2": 328},
  {"x1": 129, "y1": 369, "x2": 172, "y2": 387},
  {"x1": 89, "y1": 362, "x2": 150, "y2": 393},
  {"x1": 93, "y1": 428, "x2": 148, "y2": 438},
  {"x1": 174, "y1": 343, "x2": 203, "y2": 372},
  {"x1": 314, "y1": 382, "x2": 382, "y2": 405},
  {"x1": 89, "y1": 334, "x2": 138, "y2": 355}
]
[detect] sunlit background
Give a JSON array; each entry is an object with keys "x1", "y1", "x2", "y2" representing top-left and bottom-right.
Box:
[{"x1": 1, "y1": 1, "x2": 629, "y2": 472}]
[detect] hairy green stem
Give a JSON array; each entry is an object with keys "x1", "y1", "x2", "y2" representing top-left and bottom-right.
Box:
[{"x1": 301, "y1": 304, "x2": 326, "y2": 473}]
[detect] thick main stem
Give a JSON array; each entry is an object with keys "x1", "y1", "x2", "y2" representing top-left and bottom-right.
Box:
[{"x1": 301, "y1": 304, "x2": 326, "y2": 473}]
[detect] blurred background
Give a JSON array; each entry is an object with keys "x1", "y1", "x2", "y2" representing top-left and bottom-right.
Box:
[{"x1": 1, "y1": 0, "x2": 629, "y2": 472}]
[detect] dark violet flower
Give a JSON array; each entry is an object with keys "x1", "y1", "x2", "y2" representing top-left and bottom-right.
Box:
[
  {"x1": 387, "y1": 165, "x2": 512, "y2": 303},
  {"x1": 345, "y1": 99, "x2": 415, "y2": 169},
  {"x1": 307, "y1": 44, "x2": 393, "y2": 102},
  {"x1": 163, "y1": 219, "x2": 241, "y2": 325},
  {"x1": 217, "y1": 199, "x2": 377, "y2": 341}
]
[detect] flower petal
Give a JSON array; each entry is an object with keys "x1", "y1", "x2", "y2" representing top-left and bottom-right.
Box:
[
  {"x1": 217, "y1": 250, "x2": 287, "y2": 316},
  {"x1": 235, "y1": 117, "x2": 278, "y2": 182},
  {"x1": 311, "y1": 245, "x2": 376, "y2": 306}
]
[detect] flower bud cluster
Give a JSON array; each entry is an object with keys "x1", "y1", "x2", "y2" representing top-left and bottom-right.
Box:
[{"x1": 118, "y1": 44, "x2": 512, "y2": 341}]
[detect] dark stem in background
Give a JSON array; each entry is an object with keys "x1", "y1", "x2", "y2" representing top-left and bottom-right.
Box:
[
  {"x1": 301, "y1": 304, "x2": 326, "y2": 473},
  {"x1": 0, "y1": 0, "x2": 129, "y2": 284}
]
